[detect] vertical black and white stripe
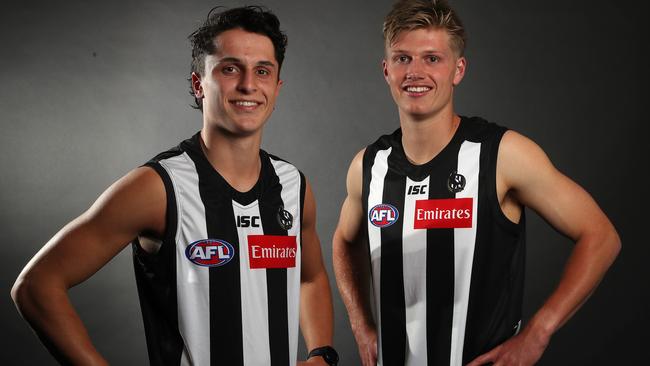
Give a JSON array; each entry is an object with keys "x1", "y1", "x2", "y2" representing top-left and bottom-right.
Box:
[
  {"x1": 362, "y1": 117, "x2": 526, "y2": 365},
  {"x1": 133, "y1": 133, "x2": 305, "y2": 366}
]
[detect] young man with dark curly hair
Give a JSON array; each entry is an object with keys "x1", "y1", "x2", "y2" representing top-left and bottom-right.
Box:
[
  {"x1": 332, "y1": 1, "x2": 620, "y2": 365},
  {"x1": 12, "y1": 6, "x2": 337, "y2": 366}
]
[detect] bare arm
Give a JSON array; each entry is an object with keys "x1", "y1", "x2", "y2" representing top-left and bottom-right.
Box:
[
  {"x1": 298, "y1": 181, "x2": 334, "y2": 365},
  {"x1": 332, "y1": 149, "x2": 377, "y2": 366},
  {"x1": 469, "y1": 131, "x2": 621, "y2": 366},
  {"x1": 11, "y1": 167, "x2": 166, "y2": 365}
]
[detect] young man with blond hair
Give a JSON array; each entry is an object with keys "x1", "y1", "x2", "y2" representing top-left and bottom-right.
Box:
[{"x1": 333, "y1": 0, "x2": 620, "y2": 365}]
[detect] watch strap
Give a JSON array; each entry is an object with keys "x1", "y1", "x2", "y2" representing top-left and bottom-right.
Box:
[{"x1": 307, "y1": 345, "x2": 339, "y2": 366}]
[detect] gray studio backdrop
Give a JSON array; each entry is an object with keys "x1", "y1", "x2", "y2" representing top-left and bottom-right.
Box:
[{"x1": 1, "y1": 0, "x2": 647, "y2": 364}]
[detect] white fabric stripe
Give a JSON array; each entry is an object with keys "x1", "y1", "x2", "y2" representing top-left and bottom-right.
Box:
[
  {"x1": 159, "y1": 152, "x2": 210, "y2": 366},
  {"x1": 402, "y1": 176, "x2": 430, "y2": 366},
  {"x1": 233, "y1": 201, "x2": 271, "y2": 366},
  {"x1": 269, "y1": 157, "x2": 302, "y2": 366},
  {"x1": 368, "y1": 147, "x2": 391, "y2": 366},
  {"x1": 450, "y1": 141, "x2": 481, "y2": 366}
]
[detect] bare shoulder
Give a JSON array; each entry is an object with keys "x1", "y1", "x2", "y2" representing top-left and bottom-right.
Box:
[
  {"x1": 497, "y1": 130, "x2": 556, "y2": 191},
  {"x1": 83, "y1": 165, "x2": 166, "y2": 238},
  {"x1": 498, "y1": 130, "x2": 553, "y2": 169},
  {"x1": 346, "y1": 148, "x2": 366, "y2": 198}
]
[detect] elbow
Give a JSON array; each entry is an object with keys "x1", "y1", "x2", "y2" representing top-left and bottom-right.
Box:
[
  {"x1": 302, "y1": 266, "x2": 331, "y2": 287},
  {"x1": 610, "y1": 229, "x2": 622, "y2": 259},
  {"x1": 332, "y1": 228, "x2": 352, "y2": 256},
  {"x1": 595, "y1": 223, "x2": 621, "y2": 267},
  {"x1": 11, "y1": 276, "x2": 32, "y2": 313},
  {"x1": 11, "y1": 272, "x2": 57, "y2": 316},
  {"x1": 603, "y1": 219, "x2": 621, "y2": 258}
]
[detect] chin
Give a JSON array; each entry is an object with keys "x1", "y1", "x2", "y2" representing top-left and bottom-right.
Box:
[
  {"x1": 233, "y1": 121, "x2": 266, "y2": 134},
  {"x1": 403, "y1": 105, "x2": 435, "y2": 117}
]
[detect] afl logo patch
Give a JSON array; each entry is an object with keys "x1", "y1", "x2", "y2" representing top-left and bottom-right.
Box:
[
  {"x1": 447, "y1": 171, "x2": 466, "y2": 193},
  {"x1": 369, "y1": 204, "x2": 399, "y2": 228},
  {"x1": 277, "y1": 206, "x2": 293, "y2": 230},
  {"x1": 185, "y1": 239, "x2": 235, "y2": 267}
]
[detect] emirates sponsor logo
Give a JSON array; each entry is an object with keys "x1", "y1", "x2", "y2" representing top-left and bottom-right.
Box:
[
  {"x1": 248, "y1": 235, "x2": 297, "y2": 269},
  {"x1": 414, "y1": 198, "x2": 473, "y2": 229}
]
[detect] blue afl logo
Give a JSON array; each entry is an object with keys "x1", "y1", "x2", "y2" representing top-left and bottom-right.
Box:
[
  {"x1": 369, "y1": 204, "x2": 399, "y2": 228},
  {"x1": 185, "y1": 239, "x2": 235, "y2": 267}
]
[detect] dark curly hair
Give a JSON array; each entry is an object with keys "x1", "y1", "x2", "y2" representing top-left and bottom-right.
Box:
[{"x1": 188, "y1": 6, "x2": 288, "y2": 110}]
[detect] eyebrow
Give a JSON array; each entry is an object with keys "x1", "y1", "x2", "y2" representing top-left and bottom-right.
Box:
[
  {"x1": 390, "y1": 49, "x2": 443, "y2": 55},
  {"x1": 219, "y1": 57, "x2": 277, "y2": 68}
]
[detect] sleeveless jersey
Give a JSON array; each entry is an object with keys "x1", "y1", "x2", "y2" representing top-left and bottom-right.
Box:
[
  {"x1": 132, "y1": 132, "x2": 305, "y2": 366},
  {"x1": 362, "y1": 117, "x2": 526, "y2": 366}
]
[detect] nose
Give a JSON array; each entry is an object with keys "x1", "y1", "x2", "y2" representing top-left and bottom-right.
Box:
[
  {"x1": 236, "y1": 69, "x2": 256, "y2": 94},
  {"x1": 405, "y1": 59, "x2": 425, "y2": 81}
]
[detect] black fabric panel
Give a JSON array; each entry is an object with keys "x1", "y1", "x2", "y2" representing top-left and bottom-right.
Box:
[
  {"x1": 266, "y1": 269, "x2": 289, "y2": 366},
  {"x1": 379, "y1": 153, "x2": 407, "y2": 365},
  {"x1": 132, "y1": 157, "x2": 183, "y2": 365},
  {"x1": 187, "y1": 148, "x2": 245, "y2": 366},
  {"x1": 462, "y1": 124, "x2": 526, "y2": 364},
  {"x1": 260, "y1": 156, "x2": 290, "y2": 366},
  {"x1": 299, "y1": 171, "x2": 306, "y2": 249},
  {"x1": 361, "y1": 146, "x2": 376, "y2": 276},
  {"x1": 424, "y1": 143, "x2": 460, "y2": 366}
]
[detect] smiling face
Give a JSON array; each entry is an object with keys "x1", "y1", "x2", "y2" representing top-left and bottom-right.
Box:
[
  {"x1": 191, "y1": 28, "x2": 282, "y2": 136},
  {"x1": 383, "y1": 27, "x2": 466, "y2": 121}
]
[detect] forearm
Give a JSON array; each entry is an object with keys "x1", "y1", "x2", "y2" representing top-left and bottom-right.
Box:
[
  {"x1": 332, "y1": 233, "x2": 375, "y2": 337},
  {"x1": 300, "y1": 270, "x2": 334, "y2": 350},
  {"x1": 12, "y1": 277, "x2": 107, "y2": 366},
  {"x1": 526, "y1": 227, "x2": 621, "y2": 340}
]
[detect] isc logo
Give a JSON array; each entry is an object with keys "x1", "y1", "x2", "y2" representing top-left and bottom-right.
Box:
[
  {"x1": 368, "y1": 204, "x2": 399, "y2": 228},
  {"x1": 185, "y1": 239, "x2": 235, "y2": 267},
  {"x1": 237, "y1": 215, "x2": 260, "y2": 227},
  {"x1": 407, "y1": 185, "x2": 427, "y2": 195}
]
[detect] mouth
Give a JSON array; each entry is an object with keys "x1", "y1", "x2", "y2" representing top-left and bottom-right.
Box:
[
  {"x1": 402, "y1": 85, "x2": 432, "y2": 96},
  {"x1": 230, "y1": 99, "x2": 263, "y2": 111}
]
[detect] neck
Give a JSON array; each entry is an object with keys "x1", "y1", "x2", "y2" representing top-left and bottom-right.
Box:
[
  {"x1": 399, "y1": 103, "x2": 460, "y2": 165},
  {"x1": 200, "y1": 125, "x2": 263, "y2": 192}
]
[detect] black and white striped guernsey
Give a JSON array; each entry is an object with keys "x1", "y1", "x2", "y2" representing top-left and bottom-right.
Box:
[
  {"x1": 132, "y1": 132, "x2": 305, "y2": 366},
  {"x1": 362, "y1": 117, "x2": 526, "y2": 366}
]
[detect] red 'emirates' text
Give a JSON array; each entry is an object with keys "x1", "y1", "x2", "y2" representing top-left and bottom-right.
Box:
[{"x1": 414, "y1": 198, "x2": 473, "y2": 229}]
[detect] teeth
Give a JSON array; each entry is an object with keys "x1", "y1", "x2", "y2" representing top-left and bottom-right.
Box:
[
  {"x1": 406, "y1": 86, "x2": 431, "y2": 92},
  {"x1": 235, "y1": 101, "x2": 258, "y2": 106}
]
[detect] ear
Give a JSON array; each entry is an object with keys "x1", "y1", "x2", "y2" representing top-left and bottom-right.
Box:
[
  {"x1": 191, "y1": 72, "x2": 203, "y2": 98},
  {"x1": 452, "y1": 57, "x2": 466, "y2": 86},
  {"x1": 276, "y1": 78, "x2": 283, "y2": 94},
  {"x1": 382, "y1": 59, "x2": 389, "y2": 84}
]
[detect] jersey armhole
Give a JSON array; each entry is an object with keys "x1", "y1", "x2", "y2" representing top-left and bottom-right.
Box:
[
  {"x1": 487, "y1": 129, "x2": 523, "y2": 234},
  {"x1": 299, "y1": 170, "x2": 306, "y2": 249},
  {"x1": 137, "y1": 162, "x2": 178, "y2": 256}
]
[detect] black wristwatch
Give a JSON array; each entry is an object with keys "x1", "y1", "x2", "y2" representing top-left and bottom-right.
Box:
[{"x1": 307, "y1": 345, "x2": 339, "y2": 366}]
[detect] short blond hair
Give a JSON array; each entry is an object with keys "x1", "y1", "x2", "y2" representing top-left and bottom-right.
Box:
[{"x1": 383, "y1": 0, "x2": 466, "y2": 57}]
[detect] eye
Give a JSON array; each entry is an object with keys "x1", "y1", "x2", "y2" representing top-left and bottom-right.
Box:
[
  {"x1": 426, "y1": 55, "x2": 440, "y2": 63},
  {"x1": 256, "y1": 68, "x2": 270, "y2": 76},
  {"x1": 222, "y1": 65, "x2": 238, "y2": 74},
  {"x1": 394, "y1": 55, "x2": 410, "y2": 64}
]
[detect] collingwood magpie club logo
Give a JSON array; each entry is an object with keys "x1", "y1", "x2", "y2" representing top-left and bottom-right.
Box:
[
  {"x1": 447, "y1": 171, "x2": 466, "y2": 193},
  {"x1": 277, "y1": 206, "x2": 293, "y2": 230}
]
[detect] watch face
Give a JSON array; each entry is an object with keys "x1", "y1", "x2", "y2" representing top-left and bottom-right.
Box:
[{"x1": 323, "y1": 349, "x2": 339, "y2": 364}]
